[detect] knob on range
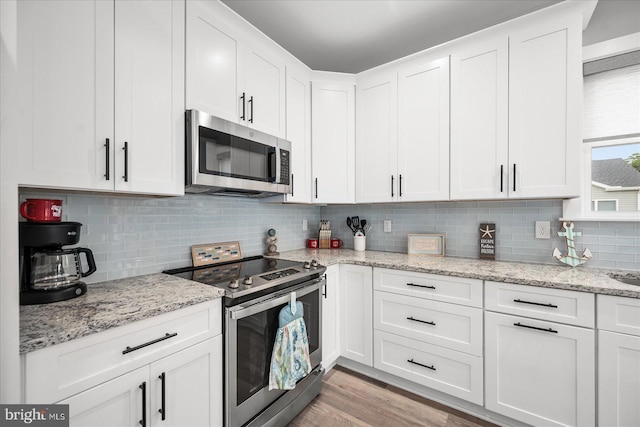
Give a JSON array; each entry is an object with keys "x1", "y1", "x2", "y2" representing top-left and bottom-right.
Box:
[
  {"x1": 303, "y1": 261, "x2": 311, "y2": 269},
  {"x1": 243, "y1": 276, "x2": 253, "y2": 285},
  {"x1": 311, "y1": 259, "x2": 319, "y2": 268},
  {"x1": 229, "y1": 279, "x2": 239, "y2": 289}
]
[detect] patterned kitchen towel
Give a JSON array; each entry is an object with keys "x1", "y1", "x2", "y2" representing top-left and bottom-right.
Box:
[{"x1": 268, "y1": 316, "x2": 312, "y2": 390}]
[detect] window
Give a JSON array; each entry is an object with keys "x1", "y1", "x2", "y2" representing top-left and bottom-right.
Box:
[{"x1": 563, "y1": 34, "x2": 640, "y2": 221}]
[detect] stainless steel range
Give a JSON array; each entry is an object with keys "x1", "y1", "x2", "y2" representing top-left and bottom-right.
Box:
[{"x1": 164, "y1": 256, "x2": 326, "y2": 427}]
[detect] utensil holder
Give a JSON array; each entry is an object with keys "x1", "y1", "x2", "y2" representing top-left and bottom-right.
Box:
[{"x1": 354, "y1": 236, "x2": 366, "y2": 252}]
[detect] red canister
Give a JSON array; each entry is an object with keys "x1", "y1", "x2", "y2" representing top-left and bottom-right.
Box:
[
  {"x1": 20, "y1": 199, "x2": 63, "y2": 222},
  {"x1": 330, "y1": 238, "x2": 343, "y2": 249},
  {"x1": 306, "y1": 238, "x2": 319, "y2": 249}
]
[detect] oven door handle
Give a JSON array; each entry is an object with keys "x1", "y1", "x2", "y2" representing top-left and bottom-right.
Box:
[{"x1": 228, "y1": 278, "x2": 324, "y2": 320}]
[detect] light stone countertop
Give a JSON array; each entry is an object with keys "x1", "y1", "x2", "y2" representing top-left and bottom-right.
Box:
[
  {"x1": 20, "y1": 273, "x2": 224, "y2": 354},
  {"x1": 270, "y1": 249, "x2": 640, "y2": 299}
]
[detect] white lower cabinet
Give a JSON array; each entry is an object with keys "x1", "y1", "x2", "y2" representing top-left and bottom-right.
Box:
[
  {"x1": 485, "y1": 311, "x2": 595, "y2": 427},
  {"x1": 25, "y1": 301, "x2": 223, "y2": 427},
  {"x1": 60, "y1": 337, "x2": 222, "y2": 427},
  {"x1": 597, "y1": 295, "x2": 640, "y2": 427},
  {"x1": 374, "y1": 331, "x2": 483, "y2": 405},
  {"x1": 339, "y1": 264, "x2": 373, "y2": 366},
  {"x1": 322, "y1": 265, "x2": 340, "y2": 368}
]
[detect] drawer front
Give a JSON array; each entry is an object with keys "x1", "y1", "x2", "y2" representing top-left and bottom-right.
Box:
[
  {"x1": 374, "y1": 268, "x2": 482, "y2": 307},
  {"x1": 374, "y1": 291, "x2": 482, "y2": 356},
  {"x1": 485, "y1": 281, "x2": 594, "y2": 327},
  {"x1": 598, "y1": 295, "x2": 640, "y2": 337},
  {"x1": 374, "y1": 330, "x2": 483, "y2": 405},
  {"x1": 25, "y1": 299, "x2": 222, "y2": 403}
]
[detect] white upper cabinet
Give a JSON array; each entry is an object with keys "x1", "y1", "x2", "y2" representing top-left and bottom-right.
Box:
[
  {"x1": 508, "y1": 14, "x2": 581, "y2": 198},
  {"x1": 186, "y1": 0, "x2": 286, "y2": 138},
  {"x1": 284, "y1": 65, "x2": 312, "y2": 203},
  {"x1": 14, "y1": 0, "x2": 184, "y2": 196},
  {"x1": 356, "y1": 71, "x2": 398, "y2": 203},
  {"x1": 114, "y1": 0, "x2": 184, "y2": 195},
  {"x1": 311, "y1": 79, "x2": 356, "y2": 204},
  {"x1": 450, "y1": 36, "x2": 509, "y2": 200},
  {"x1": 451, "y1": 10, "x2": 581, "y2": 200},
  {"x1": 397, "y1": 56, "x2": 450, "y2": 202}
]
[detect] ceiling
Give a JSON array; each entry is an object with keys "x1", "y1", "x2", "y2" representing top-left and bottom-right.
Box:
[{"x1": 221, "y1": 0, "x2": 563, "y2": 73}]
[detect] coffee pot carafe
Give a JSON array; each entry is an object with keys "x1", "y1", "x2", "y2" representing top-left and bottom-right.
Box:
[{"x1": 20, "y1": 221, "x2": 95, "y2": 305}]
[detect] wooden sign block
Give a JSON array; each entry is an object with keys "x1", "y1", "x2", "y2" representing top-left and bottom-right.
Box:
[
  {"x1": 191, "y1": 241, "x2": 242, "y2": 267},
  {"x1": 479, "y1": 223, "x2": 496, "y2": 260}
]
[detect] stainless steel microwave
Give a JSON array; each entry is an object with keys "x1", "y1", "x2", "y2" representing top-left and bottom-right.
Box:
[{"x1": 185, "y1": 110, "x2": 291, "y2": 197}]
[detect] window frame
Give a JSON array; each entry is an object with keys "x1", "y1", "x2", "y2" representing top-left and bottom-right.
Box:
[{"x1": 561, "y1": 32, "x2": 640, "y2": 222}]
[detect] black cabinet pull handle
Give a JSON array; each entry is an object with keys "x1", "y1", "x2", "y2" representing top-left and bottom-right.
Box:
[
  {"x1": 158, "y1": 372, "x2": 166, "y2": 420},
  {"x1": 407, "y1": 316, "x2": 435, "y2": 326},
  {"x1": 407, "y1": 358, "x2": 436, "y2": 371},
  {"x1": 122, "y1": 141, "x2": 129, "y2": 182},
  {"x1": 240, "y1": 92, "x2": 246, "y2": 121},
  {"x1": 139, "y1": 381, "x2": 146, "y2": 426},
  {"x1": 500, "y1": 165, "x2": 503, "y2": 192},
  {"x1": 406, "y1": 282, "x2": 436, "y2": 290},
  {"x1": 104, "y1": 138, "x2": 110, "y2": 180},
  {"x1": 513, "y1": 299, "x2": 558, "y2": 308},
  {"x1": 291, "y1": 173, "x2": 294, "y2": 196},
  {"x1": 514, "y1": 322, "x2": 558, "y2": 334},
  {"x1": 123, "y1": 332, "x2": 178, "y2": 355},
  {"x1": 248, "y1": 96, "x2": 254, "y2": 123},
  {"x1": 391, "y1": 175, "x2": 394, "y2": 198},
  {"x1": 399, "y1": 174, "x2": 403, "y2": 197},
  {"x1": 513, "y1": 163, "x2": 516, "y2": 192},
  {"x1": 315, "y1": 178, "x2": 318, "y2": 199}
]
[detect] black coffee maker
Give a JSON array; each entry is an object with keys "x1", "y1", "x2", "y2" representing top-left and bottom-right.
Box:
[{"x1": 20, "y1": 221, "x2": 96, "y2": 305}]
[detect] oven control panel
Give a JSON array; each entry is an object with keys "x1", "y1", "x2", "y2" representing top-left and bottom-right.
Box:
[{"x1": 260, "y1": 268, "x2": 299, "y2": 281}]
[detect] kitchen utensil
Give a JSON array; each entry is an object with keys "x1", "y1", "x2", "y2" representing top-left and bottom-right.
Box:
[
  {"x1": 363, "y1": 223, "x2": 372, "y2": 235},
  {"x1": 20, "y1": 199, "x2": 63, "y2": 222}
]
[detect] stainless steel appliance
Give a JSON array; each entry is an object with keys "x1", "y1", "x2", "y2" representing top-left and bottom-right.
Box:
[
  {"x1": 165, "y1": 256, "x2": 325, "y2": 427},
  {"x1": 20, "y1": 221, "x2": 96, "y2": 305},
  {"x1": 185, "y1": 110, "x2": 292, "y2": 197}
]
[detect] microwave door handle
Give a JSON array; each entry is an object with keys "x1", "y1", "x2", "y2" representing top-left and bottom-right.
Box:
[{"x1": 267, "y1": 148, "x2": 277, "y2": 183}]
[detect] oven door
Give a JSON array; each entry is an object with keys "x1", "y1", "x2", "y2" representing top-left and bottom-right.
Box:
[{"x1": 225, "y1": 277, "x2": 323, "y2": 427}]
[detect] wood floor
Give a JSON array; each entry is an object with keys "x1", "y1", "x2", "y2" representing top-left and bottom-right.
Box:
[{"x1": 288, "y1": 366, "x2": 498, "y2": 427}]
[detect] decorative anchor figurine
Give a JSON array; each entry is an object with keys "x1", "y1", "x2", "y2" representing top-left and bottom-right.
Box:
[{"x1": 553, "y1": 221, "x2": 592, "y2": 267}]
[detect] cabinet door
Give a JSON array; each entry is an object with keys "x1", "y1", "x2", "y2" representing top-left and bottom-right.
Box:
[
  {"x1": 59, "y1": 366, "x2": 149, "y2": 427},
  {"x1": 339, "y1": 265, "x2": 373, "y2": 366},
  {"x1": 356, "y1": 71, "x2": 398, "y2": 203},
  {"x1": 244, "y1": 46, "x2": 286, "y2": 138},
  {"x1": 14, "y1": 0, "x2": 114, "y2": 191},
  {"x1": 322, "y1": 265, "x2": 340, "y2": 369},
  {"x1": 185, "y1": 0, "x2": 242, "y2": 123},
  {"x1": 598, "y1": 330, "x2": 640, "y2": 427},
  {"x1": 149, "y1": 337, "x2": 222, "y2": 427},
  {"x1": 114, "y1": 0, "x2": 184, "y2": 195},
  {"x1": 485, "y1": 312, "x2": 595, "y2": 427},
  {"x1": 450, "y1": 36, "x2": 509, "y2": 200},
  {"x1": 311, "y1": 81, "x2": 355, "y2": 204},
  {"x1": 285, "y1": 66, "x2": 312, "y2": 203},
  {"x1": 508, "y1": 15, "x2": 581, "y2": 198},
  {"x1": 397, "y1": 56, "x2": 450, "y2": 202}
]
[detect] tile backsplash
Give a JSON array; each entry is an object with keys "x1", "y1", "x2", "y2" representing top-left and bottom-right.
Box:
[
  {"x1": 19, "y1": 190, "x2": 640, "y2": 283},
  {"x1": 321, "y1": 200, "x2": 640, "y2": 271}
]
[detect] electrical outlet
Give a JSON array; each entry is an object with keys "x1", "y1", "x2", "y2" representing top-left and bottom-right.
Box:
[
  {"x1": 535, "y1": 221, "x2": 551, "y2": 239},
  {"x1": 384, "y1": 220, "x2": 392, "y2": 233},
  {"x1": 302, "y1": 220, "x2": 308, "y2": 231}
]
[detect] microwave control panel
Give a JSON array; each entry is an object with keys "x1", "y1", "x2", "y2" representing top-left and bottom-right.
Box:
[{"x1": 280, "y1": 150, "x2": 290, "y2": 184}]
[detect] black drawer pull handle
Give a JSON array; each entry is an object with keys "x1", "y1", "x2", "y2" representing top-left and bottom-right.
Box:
[
  {"x1": 123, "y1": 332, "x2": 178, "y2": 355},
  {"x1": 139, "y1": 381, "x2": 146, "y2": 426},
  {"x1": 514, "y1": 322, "x2": 558, "y2": 334},
  {"x1": 159, "y1": 372, "x2": 166, "y2": 420},
  {"x1": 407, "y1": 316, "x2": 436, "y2": 326},
  {"x1": 407, "y1": 358, "x2": 436, "y2": 371},
  {"x1": 406, "y1": 283, "x2": 436, "y2": 290},
  {"x1": 513, "y1": 299, "x2": 558, "y2": 308}
]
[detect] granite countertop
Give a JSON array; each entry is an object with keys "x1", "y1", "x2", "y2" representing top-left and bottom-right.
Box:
[
  {"x1": 270, "y1": 249, "x2": 640, "y2": 299},
  {"x1": 20, "y1": 273, "x2": 224, "y2": 354}
]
